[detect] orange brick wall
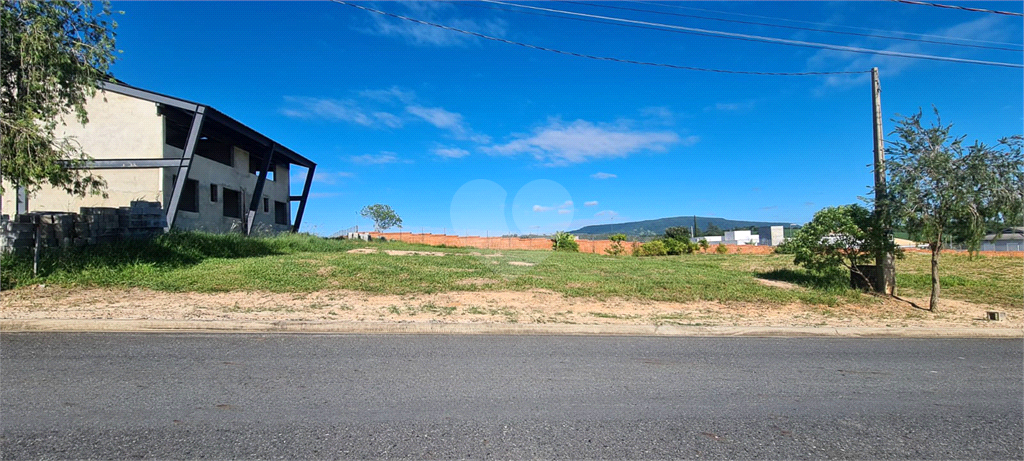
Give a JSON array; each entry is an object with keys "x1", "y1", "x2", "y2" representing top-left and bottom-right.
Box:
[{"x1": 365, "y1": 232, "x2": 778, "y2": 255}]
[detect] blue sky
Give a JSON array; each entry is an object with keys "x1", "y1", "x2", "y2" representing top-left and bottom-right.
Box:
[{"x1": 107, "y1": 1, "x2": 1023, "y2": 236}]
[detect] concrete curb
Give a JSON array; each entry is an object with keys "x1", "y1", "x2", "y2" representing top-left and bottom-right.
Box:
[{"x1": 1, "y1": 319, "x2": 1021, "y2": 338}]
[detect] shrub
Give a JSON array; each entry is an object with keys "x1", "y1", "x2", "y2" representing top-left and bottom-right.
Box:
[
  {"x1": 698, "y1": 239, "x2": 709, "y2": 253},
  {"x1": 605, "y1": 233, "x2": 628, "y2": 256},
  {"x1": 715, "y1": 243, "x2": 729, "y2": 254},
  {"x1": 664, "y1": 238, "x2": 696, "y2": 255},
  {"x1": 774, "y1": 238, "x2": 798, "y2": 254},
  {"x1": 551, "y1": 231, "x2": 580, "y2": 252},
  {"x1": 636, "y1": 240, "x2": 668, "y2": 256}
]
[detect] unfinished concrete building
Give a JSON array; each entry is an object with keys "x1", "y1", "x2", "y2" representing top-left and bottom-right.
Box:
[{"x1": 1, "y1": 82, "x2": 316, "y2": 235}]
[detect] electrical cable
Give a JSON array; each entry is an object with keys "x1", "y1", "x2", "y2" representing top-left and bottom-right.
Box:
[
  {"x1": 632, "y1": 1, "x2": 1021, "y2": 48},
  {"x1": 559, "y1": 1, "x2": 1022, "y2": 52},
  {"x1": 889, "y1": 0, "x2": 1023, "y2": 17},
  {"x1": 334, "y1": 1, "x2": 868, "y2": 76},
  {"x1": 456, "y1": 1, "x2": 889, "y2": 49},
  {"x1": 482, "y1": 1, "x2": 1023, "y2": 69}
]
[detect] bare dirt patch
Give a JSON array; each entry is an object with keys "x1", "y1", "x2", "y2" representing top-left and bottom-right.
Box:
[
  {"x1": 346, "y1": 248, "x2": 377, "y2": 254},
  {"x1": 2, "y1": 286, "x2": 1017, "y2": 329},
  {"x1": 756, "y1": 279, "x2": 802, "y2": 290},
  {"x1": 383, "y1": 250, "x2": 446, "y2": 257},
  {"x1": 456, "y1": 278, "x2": 499, "y2": 286},
  {"x1": 508, "y1": 261, "x2": 535, "y2": 267}
]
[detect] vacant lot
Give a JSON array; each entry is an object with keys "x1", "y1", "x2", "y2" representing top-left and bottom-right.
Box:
[{"x1": 1, "y1": 233, "x2": 1020, "y2": 328}]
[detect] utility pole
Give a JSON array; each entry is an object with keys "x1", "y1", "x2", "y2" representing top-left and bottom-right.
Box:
[{"x1": 872, "y1": 67, "x2": 895, "y2": 295}]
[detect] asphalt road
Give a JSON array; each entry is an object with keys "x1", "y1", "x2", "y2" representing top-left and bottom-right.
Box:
[{"x1": 2, "y1": 333, "x2": 1021, "y2": 459}]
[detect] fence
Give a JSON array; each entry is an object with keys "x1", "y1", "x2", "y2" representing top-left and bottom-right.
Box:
[{"x1": 358, "y1": 231, "x2": 777, "y2": 255}]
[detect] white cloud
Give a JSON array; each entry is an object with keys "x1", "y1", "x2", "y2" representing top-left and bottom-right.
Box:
[
  {"x1": 640, "y1": 106, "x2": 675, "y2": 125},
  {"x1": 807, "y1": 15, "x2": 1015, "y2": 91},
  {"x1": 407, "y1": 105, "x2": 491, "y2": 143},
  {"x1": 281, "y1": 96, "x2": 401, "y2": 128},
  {"x1": 485, "y1": 119, "x2": 684, "y2": 166},
  {"x1": 361, "y1": 3, "x2": 508, "y2": 47},
  {"x1": 533, "y1": 205, "x2": 554, "y2": 212},
  {"x1": 591, "y1": 172, "x2": 617, "y2": 179},
  {"x1": 372, "y1": 112, "x2": 404, "y2": 128},
  {"x1": 584, "y1": 201, "x2": 599, "y2": 207},
  {"x1": 432, "y1": 147, "x2": 470, "y2": 159},
  {"x1": 359, "y1": 86, "x2": 416, "y2": 104},
  {"x1": 407, "y1": 105, "x2": 462, "y2": 130},
  {"x1": 595, "y1": 210, "x2": 619, "y2": 218},
  {"x1": 557, "y1": 209, "x2": 571, "y2": 215},
  {"x1": 350, "y1": 151, "x2": 403, "y2": 164},
  {"x1": 308, "y1": 192, "x2": 343, "y2": 199},
  {"x1": 312, "y1": 171, "x2": 355, "y2": 185},
  {"x1": 707, "y1": 101, "x2": 756, "y2": 112}
]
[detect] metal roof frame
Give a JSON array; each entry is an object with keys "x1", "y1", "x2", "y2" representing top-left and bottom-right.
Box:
[
  {"x1": 93, "y1": 81, "x2": 316, "y2": 233},
  {"x1": 100, "y1": 81, "x2": 316, "y2": 168}
]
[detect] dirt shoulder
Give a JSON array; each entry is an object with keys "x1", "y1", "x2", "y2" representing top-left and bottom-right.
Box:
[{"x1": 2, "y1": 286, "x2": 1019, "y2": 332}]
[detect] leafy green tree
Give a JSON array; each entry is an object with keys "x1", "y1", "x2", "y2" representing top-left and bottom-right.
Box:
[
  {"x1": 1, "y1": 0, "x2": 120, "y2": 199},
  {"x1": 360, "y1": 204, "x2": 402, "y2": 232},
  {"x1": 551, "y1": 231, "x2": 579, "y2": 252},
  {"x1": 789, "y1": 205, "x2": 898, "y2": 291},
  {"x1": 886, "y1": 109, "x2": 1023, "y2": 311},
  {"x1": 605, "y1": 233, "x2": 627, "y2": 256},
  {"x1": 704, "y1": 222, "x2": 723, "y2": 236},
  {"x1": 663, "y1": 226, "x2": 691, "y2": 240}
]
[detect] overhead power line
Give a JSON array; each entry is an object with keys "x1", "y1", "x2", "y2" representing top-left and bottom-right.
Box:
[
  {"x1": 483, "y1": 1, "x2": 1023, "y2": 69},
  {"x1": 560, "y1": 1, "x2": 1021, "y2": 52},
  {"x1": 633, "y1": 1, "x2": 1021, "y2": 47},
  {"x1": 334, "y1": 1, "x2": 868, "y2": 76},
  {"x1": 889, "y1": 0, "x2": 1024, "y2": 17}
]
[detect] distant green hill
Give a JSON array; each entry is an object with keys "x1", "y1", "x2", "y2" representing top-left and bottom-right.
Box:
[{"x1": 569, "y1": 216, "x2": 796, "y2": 239}]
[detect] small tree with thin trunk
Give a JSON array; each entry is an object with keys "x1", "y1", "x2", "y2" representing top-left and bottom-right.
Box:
[
  {"x1": 886, "y1": 108, "x2": 1023, "y2": 311},
  {"x1": 790, "y1": 204, "x2": 898, "y2": 291},
  {"x1": 360, "y1": 204, "x2": 402, "y2": 232}
]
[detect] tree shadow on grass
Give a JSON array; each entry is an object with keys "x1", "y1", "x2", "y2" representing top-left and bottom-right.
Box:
[{"x1": 757, "y1": 268, "x2": 848, "y2": 291}]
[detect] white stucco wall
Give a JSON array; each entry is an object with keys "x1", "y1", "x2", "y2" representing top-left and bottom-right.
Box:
[
  {"x1": 1, "y1": 91, "x2": 163, "y2": 214},
  {"x1": 723, "y1": 230, "x2": 757, "y2": 245}
]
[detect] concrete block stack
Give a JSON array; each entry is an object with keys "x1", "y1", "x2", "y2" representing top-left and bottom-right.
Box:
[
  {"x1": 125, "y1": 201, "x2": 167, "y2": 239},
  {"x1": 1, "y1": 201, "x2": 167, "y2": 254},
  {"x1": 1, "y1": 215, "x2": 37, "y2": 254},
  {"x1": 77, "y1": 207, "x2": 124, "y2": 245}
]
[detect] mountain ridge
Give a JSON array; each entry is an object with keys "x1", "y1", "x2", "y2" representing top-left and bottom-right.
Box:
[{"x1": 569, "y1": 216, "x2": 796, "y2": 238}]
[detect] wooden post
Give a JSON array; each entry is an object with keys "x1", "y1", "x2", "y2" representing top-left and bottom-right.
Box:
[{"x1": 872, "y1": 67, "x2": 895, "y2": 295}]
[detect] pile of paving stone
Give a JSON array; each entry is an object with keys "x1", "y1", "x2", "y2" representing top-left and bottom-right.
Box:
[{"x1": 1, "y1": 201, "x2": 167, "y2": 254}]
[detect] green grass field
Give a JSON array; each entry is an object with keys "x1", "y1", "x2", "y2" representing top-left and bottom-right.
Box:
[{"x1": 2, "y1": 232, "x2": 1020, "y2": 309}]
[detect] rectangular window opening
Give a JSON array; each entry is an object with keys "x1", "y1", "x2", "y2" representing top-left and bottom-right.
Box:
[
  {"x1": 172, "y1": 176, "x2": 199, "y2": 213},
  {"x1": 223, "y1": 188, "x2": 242, "y2": 219},
  {"x1": 210, "y1": 184, "x2": 218, "y2": 202},
  {"x1": 274, "y1": 201, "x2": 288, "y2": 225},
  {"x1": 263, "y1": 197, "x2": 269, "y2": 213}
]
